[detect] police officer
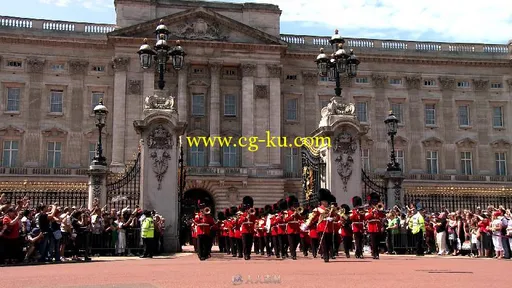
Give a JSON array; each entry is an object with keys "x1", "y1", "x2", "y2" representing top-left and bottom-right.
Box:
[{"x1": 140, "y1": 210, "x2": 154, "y2": 258}]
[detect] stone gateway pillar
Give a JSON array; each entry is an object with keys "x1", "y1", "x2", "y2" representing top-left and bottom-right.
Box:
[{"x1": 134, "y1": 99, "x2": 186, "y2": 253}]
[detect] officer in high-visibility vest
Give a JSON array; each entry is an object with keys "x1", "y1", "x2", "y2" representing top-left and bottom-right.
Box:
[
  {"x1": 140, "y1": 210, "x2": 155, "y2": 258},
  {"x1": 408, "y1": 207, "x2": 425, "y2": 256}
]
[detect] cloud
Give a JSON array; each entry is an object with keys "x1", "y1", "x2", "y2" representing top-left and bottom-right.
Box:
[
  {"x1": 39, "y1": 0, "x2": 113, "y2": 10},
  {"x1": 212, "y1": 0, "x2": 512, "y2": 43}
]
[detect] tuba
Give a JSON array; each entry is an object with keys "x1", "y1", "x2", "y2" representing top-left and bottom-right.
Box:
[
  {"x1": 248, "y1": 207, "x2": 256, "y2": 215},
  {"x1": 203, "y1": 207, "x2": 211, "y2": 215}
]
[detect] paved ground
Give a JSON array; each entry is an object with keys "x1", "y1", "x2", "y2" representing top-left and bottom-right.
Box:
[{"x1": 2, "y1": 247, "x2": 509, "y2": 288}]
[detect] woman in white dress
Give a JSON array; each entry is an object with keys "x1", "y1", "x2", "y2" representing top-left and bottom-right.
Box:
[
  {"x1": 115, "y1": 213, "x2": 127, "y2": 256},
  {"x1": 490, "y1": 211, "x2": 503, "y2": 259}
]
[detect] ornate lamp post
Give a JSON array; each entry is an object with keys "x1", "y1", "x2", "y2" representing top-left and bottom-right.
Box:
[
  {"x1": 384, "y1": 111, "x2": 400, "y2": 171},
  {"x1": 315, "y1": 30, "x2": 360, "y2": 97},
  {"x1": 92, "y1": 99, "x2": 108, "y2": 166},
  {"x1": 137, "y1": 20, "x2": 186, "y2": 90}
]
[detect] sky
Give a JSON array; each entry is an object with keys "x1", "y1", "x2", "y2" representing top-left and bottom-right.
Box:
[{"x1": 2, "y1": 0, "x2": 511, "y2": 44}]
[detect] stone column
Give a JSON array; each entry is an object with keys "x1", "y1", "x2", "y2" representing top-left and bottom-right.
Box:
[
  {"x1": 25, "y1": 58, "x2": 46, "y2": 166},
  {"x1": 371, "y1": 73, "x2": 389, "y2": 166},
  {"x1": 382, "y1": 171, "x2": 405, "y2": 208},
  {"x1": 110, "y1": 57, "x2": 130, "y2": 169},
  {"x1": 209, "y1": 62, "x2": 222, "y2": 166},
  {"x1": 241, "y1": 63, "x2": 256, "y2": 167},
  {"x1": 177, "y1": 64, "x2": 189, "y2": 123},
  {"x1": 438, "y1": 77, "x2": 456, "y2": 172},
  {"x1": 88, "y1": 165, "x2": 108, "y2": 209},
  {"x1": 473, "y1": 79, "x2": 490, "y2": 172},
  {"x1": 404, "y1": 75, "x2": 422, "y2": 172},
  {"x1": 143, "y1": 67, "x2": 155, "y2": 100},
  {"x1": 268, "y1": 64, "x2": 282, "y2": 167},
  {"x1": 302, "y1": 70, "x2": 318, "y2": 134}
]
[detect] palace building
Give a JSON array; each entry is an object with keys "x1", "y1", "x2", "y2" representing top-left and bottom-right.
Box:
[{"x1": 1, "y1": 0, "x2": 512, "y2": 212}]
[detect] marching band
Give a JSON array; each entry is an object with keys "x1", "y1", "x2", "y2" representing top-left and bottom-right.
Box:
[{"x1": 189, "y1": 188, "x2": 387, "y2": 262}]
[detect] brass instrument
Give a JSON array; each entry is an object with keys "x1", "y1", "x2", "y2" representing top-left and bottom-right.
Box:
[
  {"x1": 248, "y1": 207, "x2": 256, "y2": 215},
  {"x1": 296, "y1": 207, "x2": 304, "y2": 215},
  {"x1": 203, "y1": 207, "x2": 211, "y2": 215},
  {"x1": 376, "y1": 202, "x2": 385, "y2": 211}
]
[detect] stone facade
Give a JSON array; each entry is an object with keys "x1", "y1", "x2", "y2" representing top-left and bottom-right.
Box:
[{"x1": 0, "y1": 0, "x2": 512, "y2": 210}]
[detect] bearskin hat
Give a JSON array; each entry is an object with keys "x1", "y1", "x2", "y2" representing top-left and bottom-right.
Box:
[
  {"x1": 368, "y1": 192, "x2": 380, "y2": 206},
  {"x1": 330, "y1": 194, "x2": 337, "y2": 206},
  {"x1": 217, "y1": 212, "x2": 225, "y2": 221},
  {"x1": 242, "y1": 196, "x2": 254, "y2": 208},
  {"x1": 230, "y1": 206, "x2": 238, "y2": 215},
  {"x1": 340, "y1": 204, "x2": 351, "y2": 213},
  {"x1": 272, "y1": 203, "x2": 278, "y2": 213},
  {"x1": 197, "y1": 199, "x2": 206, "y2": 209},
  {"x1": 224, "y1": 208, "x2": 231, "y2": 218},
  {"x1": 352, "y1": 196, "x2": 363, "y2": 208},
  {"x1": 278, "y1": 199, "x2": 288, "y2": 211},
  {"x1": 286, "y1": 195, "x2": 299, "y2": 208},
  {"x1": 318, "y1": 188, "x2": 331, "y2": 203},
  {"x1": 264, "y1": 204, "x2": 272, "y2": 214}
]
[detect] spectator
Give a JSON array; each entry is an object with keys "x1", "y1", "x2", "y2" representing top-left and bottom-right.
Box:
[
  {"x1": 434, "y1": 213, "x2": 447, "y2": 255},
  {"x1": 490, "y1": 211, "x2": 503, "y2": 259},
  {"x1": 1, "y1": 208, "x2": 23, "y2": 263},
  {"x1": 24, "y1": 228, "x2": 44, "y2": 262}
]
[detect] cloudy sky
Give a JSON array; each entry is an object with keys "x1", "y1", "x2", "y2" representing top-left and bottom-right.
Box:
[{"x1": 3, "y1": 0, "x2": 511, "y2": 44}]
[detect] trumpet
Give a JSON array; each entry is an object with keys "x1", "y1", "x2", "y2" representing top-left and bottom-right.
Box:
[
  {"x1": 248, "y1": 207, "x2": 256, "y2": 215},
  {"x1": 203, "y1": 207, "x2": 211, "y2": 215},
  {"x1": 295, "y1": 207, "x2": 304, "y2": 215},
  {"x1": 376, "y1": 202, "x2": 385, "y2": 211}
]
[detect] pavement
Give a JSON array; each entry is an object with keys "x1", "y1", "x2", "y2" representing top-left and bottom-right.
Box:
[{"x1": 2, "y1": 246, "x2": 509, "y2": 288}]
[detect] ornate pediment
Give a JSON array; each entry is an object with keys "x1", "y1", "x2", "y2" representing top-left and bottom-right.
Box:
[
  {"x1": 388, "y1": 135, "x2": 408, "y2": 146},
  {"x1": 221, "y1": 129, "x2": 241, "y2": 138},
  {"x1": 360, "y1": 135, "x2": 374, "y2": 146},
  {"x1": 42, "y1": 127, "x2": 67, "y2": 137},
  {"x1": 187, "y1": 128, "x2": 208, "y2": 137},
  {"x1": 421, "y1": 136, "x2": 443, "y2": 148},
  {"x1": 0, "y1": 125, "x2": 25, "y2": 137},
  {"x1": 455, "y1": 137, "x2": 477, "y2": 148},
  {"x1": 83, "y1": 128, "x2": 108, "y2": 138},
  {"x1": 490, "y1": 139, "x2": 511, "y2": 149},
  {"x1": 108, "y1": 7, "x2": 285, "y2": 46},
  {"x1": 188, "y1": 79, "x2": 210, "y2": 87}
]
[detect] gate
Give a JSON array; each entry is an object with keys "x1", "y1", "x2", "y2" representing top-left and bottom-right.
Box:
[
  {"x1": 106, "y1": 152, "x2": 141, "y2": 210},
  {"x1": 301, "y1": 144, "x2": 325, "y2": 206},
  {"x1": 361, "y1": 170, "x2": 387, "y2": 206},
  {"x1": 1, "y1": 181, "x2": 88, "y2": 208}
]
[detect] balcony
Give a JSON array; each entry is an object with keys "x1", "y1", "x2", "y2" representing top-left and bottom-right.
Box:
[
  {"x1": 0, "y1": 16, "x2": 115, "y2": 36},
  {"x1": 0, "y1": 167, "x2": 89, "y2": 177},
  {"x1": 185, "y1": 167, "x2": 284, "y2": 178},
  {"x1": 405, "y1": 173, "x2": 512, "y2": 183}
]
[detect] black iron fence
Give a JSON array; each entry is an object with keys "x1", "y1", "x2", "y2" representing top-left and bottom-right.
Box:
[
  {"x1": 2, "y1": 190, "x2": 88, "y2": 208},
  {"x1": 106, "y1": 153, "x2": 141, "y2": 210},
  {"x1": 404, "y1": 191, "x2": 512, "y2": 212}
]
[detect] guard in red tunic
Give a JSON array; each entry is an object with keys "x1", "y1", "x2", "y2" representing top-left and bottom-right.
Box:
[
  {"x1": 331, "y1": 199, "x2": 341, "y2": 259},
  {"x1": 307, "y1": 188, "x2": 335, "y2": 262},
  {"x1": 217, "y1": 211, "x2": 226, "y2": 253},
  {"x1": 233, "y1": 205, "x2": 243, "y2": 258},
  {"x1": 270, "y1": 202, "x2": 282, "y2": 258},
  {"x1": 277, "y1": 199, "x2": 289, "y2": 258},
  {"x1": 228, "y1": 206, "x2": 238, "y2": 257},
  {"x1": 299, "y1": 207, "x2": 310, "y2": 257},
  {"x1": 350, "y1": 196, "x2": 365, "y2": 258},
  {"x1": 254, "y1": 208, "x2": 266, "y2": 255},
  {"x1": 264, "y1": 204, "x2": 274, "y2": 257},
  {"x1": 222, "y1": 208, "x2": 231, "y2": 255},
  {"x1": 339, "y1": 204, "x2": 352, "y2": 258},
  {"x1": 365, "y1": 193, "x2": 386, "y2": 259},
  {"x1": 305, "y1": 205, "x2": 319, "y2": 258},
  {"x1": 191, "y1": 219, "x2": 197, "y2": 252},
  {"x1": 238, "y1": 196, "x2": 257, "y2": 260},
  {"x1": 194, "y1": 202, "x2": 215, "y2": 261},
  {"x1": 284, "y1": 195, "x2": 302, "y2": 260}
]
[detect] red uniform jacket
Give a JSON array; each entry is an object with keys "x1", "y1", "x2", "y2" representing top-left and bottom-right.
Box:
[
  {"x1": 334, "y1": 217, "x2": 342, "y2": 235},
  {"x1": 365, "y1": 208, "x2": 385, "y2": 233},
  {"x1": 270, "y1": 215, "x2": 280, "y2": 236},
  {"x1": 233, "y1": 216, "x2": 242, "y2": 238},
  {"x1": 221, "y1": 220, "x2": 229, "y2": 237},
  {"x1": 340, "y1": 217, "x2": 353, "y2": 237},
  {"x1": 238, "y1": 212, "x2": 257, "y2": 234},
  {"x1": 227, "y1": 219, "x2": 235, "y2": 238},
  {"x1": 191, "y1": 223, "x2": 197, "y2": 238},
  {"x1": 314, "y1": 205, "x2": 335, "y2": 234},
  {"x1": 255, "y1": 218, "x2": 265, "y2": 237},
  {"x1": 276, "y1": 213, "x2": 287, "y2": 235},
  {"x1": 350, "y1": 210, "x2": 365, "y2": 233},
  {"x1": 194, "y1": 213, "x2": 214, "y2": 236},
  {"x1": 285, "y1": 210, "x2": 302, "y2": 234}
]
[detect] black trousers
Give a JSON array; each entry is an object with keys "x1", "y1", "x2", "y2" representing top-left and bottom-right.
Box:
[
  {"x1": 192, "y1": 238, "x2": 197, "y2": 252},
  {"x1": 143, "y1": 238, "x2": 153, "y2": 257},
  {"x1": 197, "y1": 235, "x2": 209, "y2": 259},
  {"x1": 230, "y1": 237, "x2": 242, "y2": 257},
  {"x1": 242, "y1": 233, "x2": 254, "y2": 258},
  {"x1": 230, "y1": 237, "x2": 237, "y2": 256},
  {"x1": 218, "y1": 236, "x2": 226, "y2": 252},
  {"x1": 369, "y1": 233, "x2": 380, "y2": 258},
  {"x1": 272, "y1": 235, "x2": 281, "y2": 257},
  {"x1": 334, "y1": 234, "x2": 341, "y2": 256},
  {"x1": 414, "y1": 231, "x2": 424, "y2": 256},
  {"x1": 287, "y1": 234, "x2": 300, "y2": 258},
  {"x1": 225, "y1": 236, "x2": 231, "y2": 254},
  {"x1": 318, "y1": 232, "x2": 333, "y2": 261},
  {"x1": 342, "y1": 236, "x2": 353, "y2": 255},
  {"x1": 353, "y1": 232, "x2": 364, "y2": 257},
  {"x1": 257, "y1": 236, "x2": 265, "y2": 255},
  {"x1": 279, "y1": 234, "x2": 289, "y2": 257},
  {"x1": 265, "y1": 235, "x2": 273, "y2": 256},
  {"x1": 254, "y1": 237, "x2": 260, "y2": 253},
  {"x1": 300, "y1": 236, "x2": 309, "y2": 256},
  {"x1": 386, "y1": 230, "x2": 394, "y2": 253}
]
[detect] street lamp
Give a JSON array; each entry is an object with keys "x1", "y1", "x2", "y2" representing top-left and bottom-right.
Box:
[
  {"x1": 137, "y1": 19, "x2": 186, "y2": 90},
  {"x1": 384, "y1": 111, "x2": 400, "y2": 171},
  {"x1": 92, "y1": 99, "x2": 108, "y2": 166},
  {"x1": 315, "y1": 29, "x2": 360, "y2": 97}
]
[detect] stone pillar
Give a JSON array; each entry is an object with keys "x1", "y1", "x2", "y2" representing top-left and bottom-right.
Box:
[
  {"x1": 404, "y1": 75, "x2": 422, "y2": 172},
  {"x1": 134, "y1": 109, "x2": 187, "y2": 253},
  {"x1": 382, "y1": 171, "x2": 405, "y2": 208},
  {"x1": 473, "y1": 79, "x2": 490, "y2": 173},
  {"x1": 25, "y1": 58, "x2": 46, "y2": 166},
  {"x1": 111, "y1": 57, "x2": 130, "y2": 169},
  {"x1": 268, "y1": 64, "x2": 282, "y2": 167},
  {"x1": 302, "y1": 70, "x2": 318, "y2": 135},
  {"x1": 209, "y1": 62, "x2": 222, "y2": 166},
  {"x1": 241, "y1": 63, "x2": 256, "y2": 167},
  {"x1": 143, "y1": 68, "x2": 155, "y2": 102},
  {"x1": 371, "y1": 73, "x2": 389, "y2": 166},
  {"x1": 438, "y1": 77, "x2": 456, "y2": 172},
  {"x1": 88, "y1": 165, "x2": 108, "y2": 209},
  {"x1": 177, "y1": 64, "x2": 189, "y2": 123}
]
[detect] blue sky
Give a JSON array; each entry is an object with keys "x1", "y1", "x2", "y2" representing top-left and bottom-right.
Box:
[{"x1": 3, "y1": 0, "x2": 511, "y2": 44}]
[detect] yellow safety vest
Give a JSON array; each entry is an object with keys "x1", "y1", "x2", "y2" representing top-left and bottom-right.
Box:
[
  {"x1": 141, "y1": 218, "x2": 154, "y2": 238},
  {"x1": 408, "y1": 213, "x2": 425, "y2": 234}
]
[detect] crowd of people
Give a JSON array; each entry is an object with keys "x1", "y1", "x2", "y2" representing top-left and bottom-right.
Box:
[{"x1": 0, "y1": 194, "x2": 165, "y2": 265}]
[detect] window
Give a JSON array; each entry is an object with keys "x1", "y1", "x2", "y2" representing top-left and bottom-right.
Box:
[
  {"x1": 50, "y1": 90, "x2": 63, "y2": 113},
  {"x1": 319, "y1": 76, "x2": 329, "y2": 82},
  {"x1": 6, "y1": 87, "x2": 20, "y2": 112},
  {"x1": 361, "y1": 148, "x2": 370, "y2": 171},
  {"x1": 47, "y1": 142, "x2": 62, "y2": 168},
  {"x1": 495, "y1": 152, "x2": 507, "y2": 176},
  {"x1": 458, "y1": 105, "x2": 470, "y2": 126},
  {"x1": 356, "y1": 102, "x2": 368, "y2": 123},
  {"x1": 396, "y1": 149, "x2": 405, "y2": 171},
  {"x1": 91, "y1": 92, "x2": 103, "y2": 111},
  {"x1": 284, "y1": 148, "x2": 299, "y2": 173},
  {"x1": 89, "y1": 143, "x2": 96, "y2": 162},
  {"x1": 457, "y1": 81, "x2": 470, "y2": 88},
  {"x1": 224, "y1": 95, "x2": 236, "y2": 117},
  {"x1": 189, "y1": 145, "x2": 206, "y2": 167},
  {"x1": 426, "y1": 151, "x2": 438, "y2": 174},
  {"x1": 92, "y1": 65, "x2": 105, "y2": 72},
  {"x1": 425, "y1": 104, "x2": 436, "y2": 125},
  {"x1": 391, "y1": 103, "x2": 402, "y2": 123},
  {"x1": 2, "y1": 140, "x2": 18, "y2": 167},
  {"x1": 193, "y1": 68, "x2": 204, "y2": 74},
  {"x1": 492, "y1": 106, "x2": 504, "y2": 128},
  {"x1": 191, "y1": 94, "x2": 205, "y2": 116},
  {"x1": 389, "y1": 78, "x2": 402, "y2": 85},
  {"x1": 6, "y1": 61, "x2": 22, "y2": 68},
  {"x1": 222, "y1": 146, "x2": 237, "y2": 167},
  {"x1": 224, "y1": 69, "x2": 236, "y2": 76},
  {"x1": 491, "y1": 83, "x2": 502, "y2": 89},
  {"x1": 460, "y1": 151, "x2": 472, "y2": 175},
  {"x1": 423, "y1": 79, "x2": 436, "y2": 86},
  {"x1": 286, "y1": 75, "x2": 297, "y2": 80},
  {"x1": 286, "y1": 99, "x2": 298, "y2": 121},
  {"x1": 51, "y1": 64, "x2": 64, "y2": 71},
  {"x1": 355, "y1": 77, "x2": 368, "y2": 84}
]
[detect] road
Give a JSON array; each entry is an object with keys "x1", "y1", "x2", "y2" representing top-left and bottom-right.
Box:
[{"x1": 2, "y1": 250, "x2": 508, "y2": 288}]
